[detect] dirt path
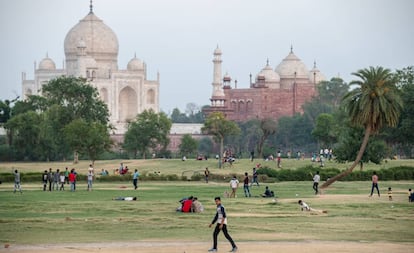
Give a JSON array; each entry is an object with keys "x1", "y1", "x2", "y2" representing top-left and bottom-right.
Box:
[{"x1": 2, "y1": 241, "x2": 413, "y2": 253}]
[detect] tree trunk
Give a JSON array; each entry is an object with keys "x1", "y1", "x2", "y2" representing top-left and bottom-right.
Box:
[
  {"x1": 73, "y1": 151, "x2": 79, "y2": 164},
  {"x1": 321, "y1": 126, "x2": 371, "y2": 189},
  {"x1": 219, "y1": 136, "x2": 224, "y2": 168},
  {"x1": 257, "y1": 134, "x2": 267, "y2": 159}
]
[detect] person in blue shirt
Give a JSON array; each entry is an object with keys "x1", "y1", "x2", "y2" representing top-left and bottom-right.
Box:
[{"x1": 132, "y1": 169, "x2": 140, "y2": 190}]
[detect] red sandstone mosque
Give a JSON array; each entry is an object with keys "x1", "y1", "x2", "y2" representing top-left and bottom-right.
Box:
[{"x1": 204, "y1": 46, "x2": 326, "y2": 122}]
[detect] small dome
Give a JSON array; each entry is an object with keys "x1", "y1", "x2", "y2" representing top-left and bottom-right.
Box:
[
  {"x1": 257, "y1": 60, "x2": 280, "y2": 83},
  {"x1": 223, "y1": 72, "x2": 231, "y2": 82},
  {"x1": 127, "y1": 56, "x2": 144, "y2": 71},
  {"x1": 309, "y1": 62, "x2": 326, "y2": 84},
  {"x1": 275, "y1": 49, "x2": 309, "y2": 79},
  {"x1": 38, "y1": 57, "x2": 56, "y2": 70}
]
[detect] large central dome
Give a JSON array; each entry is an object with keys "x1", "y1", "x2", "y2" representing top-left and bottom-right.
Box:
[
  {"x1": 275, "y1": 50, "x2": 309, "y2": 79},
  {"x1": 64, "y1": 11, "x2": 119, "y2": 63}
]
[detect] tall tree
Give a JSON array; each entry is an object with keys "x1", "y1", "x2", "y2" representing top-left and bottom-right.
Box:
[
  {"x1": 321, "y1": 66, "x2": 403, "y2": 189},
  {"x1": 63, "y1": 119, "x2": 112, "y2": 165},
  {"x1": 311, "y1": 113, "x2": 337, "y2": 148},
  {"x1": 387, "y1": 66, "x2": 414, "y2": 157},
  {"x1": 4, "y1": 111, "x2": 43, "y2": 160},
  {"x1": 202, "y1": 112, "x2": 240, "y2": 168},
  {"x1": 318, "y1": 77, "x2": 349, "y2": 108},
  {"x1": 179, "y1": 134, "x2": 198, "y2": 156},
  {"x1": 123, "y1": 109, "x2": 172, "y2": 159},
  {"x1": 257, "y1": 118, "x2": 277, "y2": 158}
]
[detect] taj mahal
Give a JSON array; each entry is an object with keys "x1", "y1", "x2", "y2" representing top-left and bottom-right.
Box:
[
  {"x1": 20, "y1": 1, "x2": 327, "y2": 147},
  {"x1": 21, "y1": 3, "x2": 159, "y2": 135}
]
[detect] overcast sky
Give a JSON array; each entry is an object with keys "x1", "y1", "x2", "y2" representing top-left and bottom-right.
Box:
[{"x1": 1, "y1": 0, "x2": 413, "y2": 114}]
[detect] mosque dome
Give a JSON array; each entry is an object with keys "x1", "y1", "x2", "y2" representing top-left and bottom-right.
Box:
[
  {"x1": 257, "y1": 61, "x2": 280, "y2": 83},
  {"x1": 64, "y1": 11, "x2": 119, "y2": 61},
  {"x1": 38, "y1": 56, "x2": 56, "y2": 70},
  {"x1": 309, "y1": 61, "x2": 326, "y2": 84},
  {"x1": 275, "y1": 49, "x2": 309, "y2": 79},
  {"x1": 127, "y1": 55, "x2": 144, "y2": 71}
]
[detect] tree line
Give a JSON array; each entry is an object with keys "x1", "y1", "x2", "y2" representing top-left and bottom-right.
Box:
[{"x1": 1, "y1": 67, "x2": 413, "y2": 175}]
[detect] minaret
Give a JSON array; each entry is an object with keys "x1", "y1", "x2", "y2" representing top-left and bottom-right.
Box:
[{"x1": 210, "y1": 45, "x2": 225, "y2": 107}]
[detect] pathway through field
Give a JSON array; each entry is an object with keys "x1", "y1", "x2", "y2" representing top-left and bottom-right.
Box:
[{"x1": 3, "y1": 241, "x2": 413, "y2": 253}]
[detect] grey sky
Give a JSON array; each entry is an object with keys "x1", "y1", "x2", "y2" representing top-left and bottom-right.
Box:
[{"x1": 1, "y1": 0, "x2": 413, "y2": 114}]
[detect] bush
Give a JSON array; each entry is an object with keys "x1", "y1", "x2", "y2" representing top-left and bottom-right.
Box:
[{"x1": 1, "y1": 166, "x2": 413, "y2": 183}]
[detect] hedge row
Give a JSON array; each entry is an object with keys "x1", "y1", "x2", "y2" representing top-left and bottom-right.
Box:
[
  {"x1": 1, "y1": 166, "x2": 413, "y2": 183},
  {"x1": 256, "y1": 165, "x2": 414, "y2": 181}
]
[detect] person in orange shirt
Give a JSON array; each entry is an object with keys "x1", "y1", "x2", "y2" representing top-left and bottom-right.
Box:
[{"x1": 369, "y1": 171, "x2": 380, "y2": 197}]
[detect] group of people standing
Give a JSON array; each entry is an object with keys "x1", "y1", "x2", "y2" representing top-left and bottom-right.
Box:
[
  {"x1": 42, "y1": 167, "x2": 81, "y2": 192},
  {"x1": 42, "y1": 167, "x2": 70, "y2": 191}
]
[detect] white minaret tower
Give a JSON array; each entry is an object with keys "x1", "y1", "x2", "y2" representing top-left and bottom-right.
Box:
[{"x1": 210, "y1": 45, "x2": 225, "y2": 107}]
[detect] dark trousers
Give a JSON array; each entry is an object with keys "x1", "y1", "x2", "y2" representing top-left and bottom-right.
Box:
[
  {"x1": 133, "y1": 179, "x2": 138, "y2": 189},
  {"x1": 313, "y1": 182, "x2": 319, "y2": 194},
  {"x1": 370, "y1": 183, "x2": 380, "y2": 196},
  {"x1": 213, "y1": 224, "x2": 236, "y2": 249}
]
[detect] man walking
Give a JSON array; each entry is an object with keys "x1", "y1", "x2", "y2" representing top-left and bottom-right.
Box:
[
  {"x1": 250, "y1": 168, "x2": 259, "y2": 187},
  {"x1": 13, "y1": 169, "x2": 22, "y2": 193},
  {"x1": 132, "y1": 169, "x2": 140, "y2": 190},
  {"x1": 313, "y1": 171, "x2": 320, "y2": 195},
  {"x1": 208, "y1": 197, "x2": 237, "y2": 252},
  {"x1": 243, "y1": 172, "x2": 251, "y2": 197}
]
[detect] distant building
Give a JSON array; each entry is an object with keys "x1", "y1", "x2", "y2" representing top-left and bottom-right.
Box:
[
  {"x1": 204, "y1": 46, "x2": 326, "y2": 122},
  {"x1": 21, "y1": 3, "x2": 159, "y2": 134},
  {"x1": 111, "y1": 123, "x2": 208, "y2": 154},
  {"x1": 168, "y1": 123, "x2": 206, "y2": 153}
]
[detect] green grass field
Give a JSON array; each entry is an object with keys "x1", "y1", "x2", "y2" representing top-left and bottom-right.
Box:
[{"x1": 1, "y1": 158, "x2": 414, "y2": 246}]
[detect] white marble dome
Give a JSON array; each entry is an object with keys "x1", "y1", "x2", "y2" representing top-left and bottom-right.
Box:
[
  {"x1": 127, "y1": 56, "x2": 144, "y2": 71},
  {"x1": 64, "y1": 12, "x2": 119, "y2": 61},
  {"x1": 275, "y1": 50, "x2": 309, "y2": 79},
  {"x1": 38, "y1": 57, "x2": 56, "y2": 70},
  {"x1": 257, "y1": 61, "x2": 280, "y2": 82}
]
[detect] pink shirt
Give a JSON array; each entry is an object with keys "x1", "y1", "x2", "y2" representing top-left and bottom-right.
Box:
[{"x1": 372, "y1": 175, "x2": 378, "y2": 184}]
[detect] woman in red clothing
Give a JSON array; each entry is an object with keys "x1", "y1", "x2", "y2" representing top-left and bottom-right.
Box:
[{"x1": 182, "y1": 196, "x2": 194, "y2": 212}]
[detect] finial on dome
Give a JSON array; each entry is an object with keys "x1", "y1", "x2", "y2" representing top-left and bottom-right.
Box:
[
  {"x1": 89, "y1": 0, "x2": 93, "y2": 14},
  {"x1": 46, "y1": 52, "x2": 49, "y2": 58},
  {"x1": 266, "y1": 58, "x2": 270, "y2": 66},
  {"x1": 313, "y1": 60, "x2": 317, "y2": 68},
  {"x1": 134, "y1": 52, "x2": 137, "y2": 58},
  {"x1": 290, "y1": 45, "x2": 293, "y2": 53}
]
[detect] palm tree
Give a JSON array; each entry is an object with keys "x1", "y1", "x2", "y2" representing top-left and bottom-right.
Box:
[{"x1": 321, "y1": 66, "x2": 403, "y2": 189}]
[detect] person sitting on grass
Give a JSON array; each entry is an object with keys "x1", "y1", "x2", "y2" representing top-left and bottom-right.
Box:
[
  {"x1": 298, "y1": 200, "x2": 327, "y2": 213},
  {"x1": 261, "y1": 186, "x2": 274, "y2": 198},
  {"x1": 191, "y1": 197, "x2": 204, "y2": 213},
  {"x1": 176, "y1": 196, "x2": 194, "y2": 212}
]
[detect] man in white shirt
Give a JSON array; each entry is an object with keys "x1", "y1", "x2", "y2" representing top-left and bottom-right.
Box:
[
  {"x1": 313, "y1": 171, "x2": 320, "y2": 195},
  {"x1": 229, "y1": 176, "x2": 239, "y2": 198}
]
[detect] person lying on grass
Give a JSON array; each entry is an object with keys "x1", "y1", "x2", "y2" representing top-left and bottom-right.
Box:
[
  {"x1": 113, "y1": 197, "x2": 137, "y2": 201},
  {"x1": 298, "y1": 200, "x2": 327, "y2": 213}
]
